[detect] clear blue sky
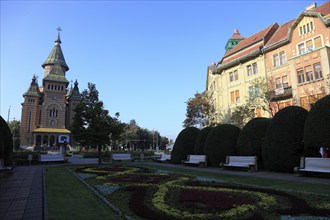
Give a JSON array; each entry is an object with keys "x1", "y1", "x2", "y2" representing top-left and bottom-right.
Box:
[{"x1": 1, "y1": 0, "x2": 327, "y2": 141}]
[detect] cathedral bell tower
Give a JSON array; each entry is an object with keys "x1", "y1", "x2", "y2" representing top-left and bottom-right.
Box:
[{"x1": 20, "y1": 28, "x2": 80, "y2": 148}]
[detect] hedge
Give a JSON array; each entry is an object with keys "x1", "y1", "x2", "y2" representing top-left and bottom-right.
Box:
[
  {"x1": 194, "y1": 127, "x2": 212, "y2": 155},
  {"x1": 262, "y1": 106, "x2": 308, "y2": 172},
  {"x1": 203, "y1": 124, "x2": 241, "y2": 167},
  {"x1": 236, "y1": 117, "x2": 271, "y2": 169},
  {"x1": 0, "y1": 116, "x2": 13, "y2": 164},
  {"x1": 171, "y1": 127, "x2": 200, "y2": 164},
  {"x1": 304, "y1": 95, "x2": 330, "y2": 156}
]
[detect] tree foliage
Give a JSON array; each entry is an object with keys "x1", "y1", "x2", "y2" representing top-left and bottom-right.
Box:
[
  {"x1": 8, "y1": 119, "x2": 20, "y2": 151},
  {"x1": 194, "y1": 127, "x2": 212, "y2": 155},
  {"x1": 171, "y1": 127, "x2": 200, "y2": 164},
  {"x1": 236, "y1": 117, "x2": 271, "y2": 168},
  {"x1": 183, "y1": 91, "x2": 218, "y2": 128},
  {"x1": 304, "y1": 95, "x2": 330, "y2": 156},
  {"x1": 262, "y1": 106, "x2": 308, "y2": 172},
  {"x1": 70, "y1": 83, "x2": 125, "y2": 164},
  {"x1": 204, "y1": 124, "x2": 241, "y2": 167}
]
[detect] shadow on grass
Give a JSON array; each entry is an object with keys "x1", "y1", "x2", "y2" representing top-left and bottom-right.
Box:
[{"x1": 45, "y1": 166, "x2": 122, "y2": 220}]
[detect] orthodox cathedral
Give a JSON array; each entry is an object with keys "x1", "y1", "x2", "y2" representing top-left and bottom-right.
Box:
[{"x1": 20, "y1": 31, "x2": 81, "y2": 147}]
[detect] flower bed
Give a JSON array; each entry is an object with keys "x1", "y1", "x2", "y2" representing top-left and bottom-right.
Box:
[{"x1": 74, "y1": 165, "x2": 330, "y2": 220}]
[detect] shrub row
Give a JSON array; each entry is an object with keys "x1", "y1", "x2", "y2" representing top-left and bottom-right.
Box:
[{"x1": 171, "y1": 95, "x2": 330, "y2": 173}]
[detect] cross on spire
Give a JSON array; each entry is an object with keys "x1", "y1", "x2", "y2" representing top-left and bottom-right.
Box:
[{"x1": 57, "y1": 27, "x2": 62, "y2": 33}]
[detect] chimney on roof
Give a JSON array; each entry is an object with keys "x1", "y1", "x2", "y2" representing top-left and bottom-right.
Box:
[{"x1": 305, "y1": 2, "x2": 316, "y2": 11}]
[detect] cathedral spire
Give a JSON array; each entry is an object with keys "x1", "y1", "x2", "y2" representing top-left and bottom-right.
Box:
[{"x1": 42, "y1": 27, "x2": 69, "y2": 71}]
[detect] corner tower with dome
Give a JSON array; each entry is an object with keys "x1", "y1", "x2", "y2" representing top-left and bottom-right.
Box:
[{"x1": 20, "y1": 30, "x2": 81, "y2": 148}]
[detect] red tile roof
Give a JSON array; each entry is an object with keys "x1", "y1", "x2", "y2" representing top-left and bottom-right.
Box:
[
  {"x1": 311, "y1": 1, "x2": 330, "y2": 16},
  {"x1": 265, "y1": 19, "x2": 295, "y2": 48},
  {"x1": 222, "y1": 24, "x2": 277, "y2": 59}
]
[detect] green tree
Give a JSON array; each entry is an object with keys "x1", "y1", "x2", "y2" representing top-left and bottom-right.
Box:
[
  {"x1": 71, "y1": 83, "x2": 124, "y2": 165},
  {"x1": 183, "y1": 91, "x2": 218, "y2": 128},
  {"x1": 8, "y1": 119, "x2": 20, "y2": 151}
]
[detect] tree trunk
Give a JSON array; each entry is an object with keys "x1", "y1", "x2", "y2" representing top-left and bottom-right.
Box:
[{"x1": 98, "y1": 145, "x2": 102, "y2": 165}]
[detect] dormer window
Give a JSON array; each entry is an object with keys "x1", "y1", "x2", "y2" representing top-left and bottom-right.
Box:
[{"x1": 299, "y1": 21, "x2": 314, "y2": 36}]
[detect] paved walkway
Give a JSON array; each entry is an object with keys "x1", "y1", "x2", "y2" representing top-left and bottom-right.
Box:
[
  {"x1": 0, "y1": 166, "x2": 44, "y2": 220},
  {"x1": 0, "y1": 157, "x2": 329, "y2": 220}
]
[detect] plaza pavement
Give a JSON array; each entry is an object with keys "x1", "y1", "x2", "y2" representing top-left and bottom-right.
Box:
[{"x1": 0, "y1": 156, "x2": 329, "y2": 220}]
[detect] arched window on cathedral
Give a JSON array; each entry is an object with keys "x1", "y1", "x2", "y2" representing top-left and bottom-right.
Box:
[{"x1": 49, "y1": 108, "x2": 58, "y2": 118}]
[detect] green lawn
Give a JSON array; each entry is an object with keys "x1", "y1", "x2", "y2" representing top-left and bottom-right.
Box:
[
  {"x1": 45, "y1": 166, "x2": 122, "y2": 220},
  {"x1": 139, "y1": 164, "x2": 330, "y2": 195}
]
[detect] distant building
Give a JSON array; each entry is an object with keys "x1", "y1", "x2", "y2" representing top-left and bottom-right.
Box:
[
  {"x1": 20, "y1": 32, "x2": 81, "y2": 147},
  {"x1": 207, "y1": 1, "x2": 330, "y2": 122},
  {"x1": 264, "y1": 1, "x2": 330, "y2": 112}
]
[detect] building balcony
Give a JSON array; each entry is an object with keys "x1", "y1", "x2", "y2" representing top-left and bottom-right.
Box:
[{"x1": 269, "y1": 86, "x2": 293, "y2": 101}]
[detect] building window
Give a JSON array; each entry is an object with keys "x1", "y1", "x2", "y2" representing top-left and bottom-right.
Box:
[
  {"x1": 310, "y1": 21, "x2": 314, "y2": 31},
  {"x1": 234, "y1": 70, "x2": 238, "y2": 81},
  {"x1": 229, "y1": 72, "x2": 234, "y2": 82},
  {"x1": 273, "y1": 54, "x2": 279, "y2": 67},
  {"x1": 230, "y1": 90, "x2": 240, "y2": 102},
  {"x1": 299, "y1": 26, "x2": 303, "y2": 36},
  {"x1": 314, "y1": 36, "x2": 322, "y2": 48},
  {"x1": 298, "y1": 43, "x2": 305, "y2": 55},
  {"x1": 305, "y1": 66, "x2": 313, "y2": 82},
  {"x1": 252, "y1": 63, "x2": 258, "y2": 75},
  {"x1": 306, "y1": 40, "x2": 313, "y2": 52},
  {"x1": 297, "y1": 69, "x2": 305, "y2": 84},
  {"x1": 247, "y1": 65, "x2": 252, "y2": 76},
  {"x1": 314, "y1": 63, "x2": 322, "y2": 80},
  {"x1": 275, "y1": 78, "x2": 282, "y2": 89},
  {"x1": 279, "y1": 51, "x2": 286, "y2": 65},
  {"x1": 282, "y1": 76, "x2": 288, "y2": 88}
]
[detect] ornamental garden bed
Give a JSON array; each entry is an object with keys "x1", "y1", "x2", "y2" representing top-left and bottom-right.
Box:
[{"x1": 73, "y1": 165, "x2": 330, "y2": 220}]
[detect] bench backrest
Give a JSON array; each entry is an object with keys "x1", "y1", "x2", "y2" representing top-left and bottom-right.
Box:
[
  {"x1": 112, "y1": 153, "x2": 132, "y2": 160},
  {"x1": 161, "y1": 154, "x2": 171, "y2": 160},
  {"x1": 40, "y1": 154, "x2": 64, "y2": 161},
  {"x1": 187, "y1": 155, "x2": 206, "y2": 163},
  {"x1": 303, "y1": 157, "x2": 330, "y2": 171},
  {"x1": 227, "y1": 156, "x2": 257, "y2": 165}
]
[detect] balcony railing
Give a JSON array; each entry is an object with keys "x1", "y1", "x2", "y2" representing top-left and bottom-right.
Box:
[{"x1": 269, "y1": 86, "x2": 292, "y2": 101}]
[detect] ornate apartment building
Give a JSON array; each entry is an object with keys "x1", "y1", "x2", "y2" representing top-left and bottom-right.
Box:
[
  {"x1": 20, "y1": 32, "x2": 81, "y2": 147},
  {"x1": 207, "y1": 1, "x2": 330, "y2": 122}
]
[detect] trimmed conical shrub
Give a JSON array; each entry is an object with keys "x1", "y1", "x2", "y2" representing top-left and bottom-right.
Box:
[
  {"x1": 262, "y1": 106, "x2": 308, "y2": 172},
  {"x1": 236, "y1": 117, "x2": 271, "y2": 169},
  {"x1": 171, "y1": 127, "x2": 200, "y2": 164},
  {"x1": 0, "y1": 116, "x2": 13, "y2": 164},
  {"x1": 194, "y1": 127, "x2": 212, "y2": 155},
  {"x1": 204, "y1": 124, "x2": 241, "y2": 167},
  {"x1": 304, "y1": 95, "x2": 330, "y2": 157}
]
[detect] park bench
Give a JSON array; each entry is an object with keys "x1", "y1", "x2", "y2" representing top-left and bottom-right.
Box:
[
  {"x1": 294, "y1": 157, "x2": 330, "y2": 175},
  {"x1": 220, "y1": 156, "x2": 257, "y2": 172},
  {"x1": 182, "y1": 155, "x2": 207, "y2": 167},
  {"x1": 111, "y1": 153, "x2": 133, "y2": 162},
  {"x1": 156, "y1": 154, "x2": 171, "y2": 163},
  {"x1": 39, "y1": 154, "x2": 65, "y2": 163},
  {"x1": 0, "y1": 158, "x2": 13, "y2": 176}
]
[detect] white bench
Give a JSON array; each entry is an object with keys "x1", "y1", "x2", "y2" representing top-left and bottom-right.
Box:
[
  {"x1": 182, "y1": 155, "x2": 207, "y2": 167},
  {"x1": 294, "y1": 157, "x2": 330, "y2": 175},
  {"x1": 111, "y1": 153, "x2": 133, "y2": 161},
  {"x1": 220, "y1": 156, "x2": 257, "y2": 172},
  {"x1": 0, "y1": 158, "x2": 13, "y2": 172},
  {"x1": 156, "y1": 154, "x2": 171, "y2": 163},
  {"x1": 39, "y1": 154, "x2": 65, "y2": 163}
]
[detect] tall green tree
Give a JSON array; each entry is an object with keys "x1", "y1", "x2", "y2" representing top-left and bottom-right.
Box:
[
  {"x1": 183, "y1": 91, "x2": 218, "y2": 128},
  {"x1": 8, "y1": 119, "x2": 20, "y2": 151},
  {"x1": 71, "y1": 83, "x2": 124, "y2": 164}
]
